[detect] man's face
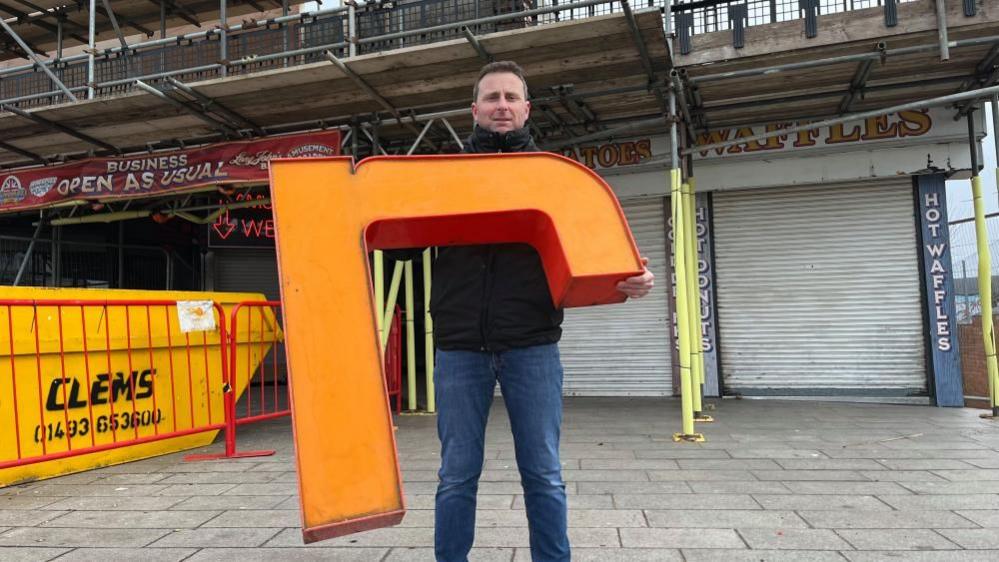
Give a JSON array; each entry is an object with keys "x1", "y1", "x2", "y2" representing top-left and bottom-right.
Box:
[{"x1": 472, "y1": 72, "x2": 531, "y2": 133}]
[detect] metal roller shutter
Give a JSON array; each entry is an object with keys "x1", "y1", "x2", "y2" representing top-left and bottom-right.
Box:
[
  {"x1": 214, "y1": 249, "x2": 281, "y2": 301},
  {"x1": 559, "y1": 197, "x2": 672, "y2": 396},
  {"x1": 712, "y1": 180, "x2": 926, "y2": 397}
]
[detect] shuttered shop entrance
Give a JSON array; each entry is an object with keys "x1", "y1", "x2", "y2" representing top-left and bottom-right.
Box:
[
  {"x1": 214, "y1": 249, "x2": 281, "y2": 300},
  {"x1": 559, "y1": 197, "x2": 672, "y2": 396},
  {"x1": 712, "y1": 180, "x2": 926, "y2": 397}
]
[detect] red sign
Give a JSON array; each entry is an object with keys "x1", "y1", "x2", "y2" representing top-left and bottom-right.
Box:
[
  {"x1": 209, "y1": 191, "x2": 275, "y2": 247},
  {"x1": 0, "y1": 131, "x2": 341, "y2": 212}
]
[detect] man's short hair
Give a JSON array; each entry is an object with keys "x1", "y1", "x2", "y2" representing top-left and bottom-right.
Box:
[{"x1": 472, "y1": 61, "x2": 529, "y2": 102}]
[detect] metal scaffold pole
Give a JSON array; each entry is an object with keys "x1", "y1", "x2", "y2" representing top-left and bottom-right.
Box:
[
  {"x1": 968, "y1": 110, "x2": 999, "y2": 419},
  {"x1": 404, "y1": 260, "x2": 417, "y2": 411},
  {"x1": 668, "y1": 0, "x2": 701, "y2": 440},
  {"x1": 670, "y1": 86, "x2": 702, "y2": 443},
  {"x1": 88, "y1": 0, "x2": 96, "y2": 99},
  {"x1": 423, "y1": 249, "x2": 435, "y2": 413},
  {"x1": 683, "y1": 177, "x2": 703, "y2": 418},
  {"x1": 375, "y1": 250, "x2": 385, "y2": 348},
  {"x1": 219, "y1": 0, "x2": 228, "y2": 77}
]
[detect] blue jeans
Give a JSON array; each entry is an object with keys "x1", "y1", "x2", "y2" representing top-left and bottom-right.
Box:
[{"x1": 434, "y1": 343, "x2": 569, "y2": 562}]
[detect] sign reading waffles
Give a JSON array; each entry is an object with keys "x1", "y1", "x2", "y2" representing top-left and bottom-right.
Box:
[{"x1": 0, "y1": 131, "x2": 340, "y2": 212}]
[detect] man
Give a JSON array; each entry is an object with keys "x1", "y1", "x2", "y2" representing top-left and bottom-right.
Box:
[{"x1": 430, "y1": 61, "x2": 654, "y2": 562}]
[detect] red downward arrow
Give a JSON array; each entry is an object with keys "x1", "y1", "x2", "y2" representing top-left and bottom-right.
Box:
[
  {"x1": 213, "y1": 220, "x2": 237, "y2": 240},
  {"x1": 212, "y1": 203, "x2": 236, "y2": 239}
]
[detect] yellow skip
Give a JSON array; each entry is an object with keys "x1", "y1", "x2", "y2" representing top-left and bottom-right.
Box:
[{"x1": 0, "y1": 286, "x2": 278, "y2": 487}]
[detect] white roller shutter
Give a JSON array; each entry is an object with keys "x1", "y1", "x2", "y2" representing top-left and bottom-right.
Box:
[
  {"x1": 214, "y1": 249, "x2": 281, "y2": 300},
  {"x1": 559, "y1": 197, "x2": 672, "y2": 396},
  {"x1": 713, "y1": 180, "x2": 926, "y2": 396}
]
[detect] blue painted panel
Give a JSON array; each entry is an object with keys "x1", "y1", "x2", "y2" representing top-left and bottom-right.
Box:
[{"x1": 917, "y1": 173, "x2": 964, "y2": 407}]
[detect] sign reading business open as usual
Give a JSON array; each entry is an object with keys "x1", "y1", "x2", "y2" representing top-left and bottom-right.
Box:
[{"x1": 0, "y1": 131, "x2": 341, "y2": 212}]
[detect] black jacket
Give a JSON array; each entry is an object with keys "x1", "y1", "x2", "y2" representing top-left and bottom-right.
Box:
[{"x1": 395, "y1": 125, "x2": 563, "y2": 351}]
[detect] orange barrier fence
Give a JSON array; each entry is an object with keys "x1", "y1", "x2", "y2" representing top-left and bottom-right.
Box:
[{"x1": 0, "y1": 299, "x2": 230, "y2": 476}]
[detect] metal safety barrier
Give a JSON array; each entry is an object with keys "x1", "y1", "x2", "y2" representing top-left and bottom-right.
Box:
[
  {"x1": 0, "y1": 295, "x2": 404, "y2": 476},
  {"x1": 186, "y1": 300, "x2": 286, "y2": 460},
  {"x1": 0, "y1": 299, "x2": 230, "y2": 472},
  {"x1": 186, "y1": 299, "x2": 404, "y2": 460},
  {"x1": 386, "y1": 305, "x2": 403, "y2": 414}
]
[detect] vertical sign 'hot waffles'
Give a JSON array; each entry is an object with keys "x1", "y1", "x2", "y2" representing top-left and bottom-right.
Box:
[{"x1": 917, "y1": 174, "x2": 963, "y2": 406}]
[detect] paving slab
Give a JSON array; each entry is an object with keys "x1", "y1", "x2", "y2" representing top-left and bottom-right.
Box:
[
  {"x1": 799, "y1": 509, "x2": 979, "y2": 529},
  {"x1": 0, "y1": 547, "x2": 71, "y2": 561},
  {"x1": 0, "y1": 527, "x2": 170, "y2": 548},
  {"x1": 753, "y1": 495, "x2": 892, "y2": 511},
  {"x1": 727, "y1": 449, "x2": 828, "y2": 459},
  {"x1": 682, "y1": 550, "x2": 848, "y2": 562},
  {"x1": 49, "y1": 547, "x2": 196, "y2": 561},
  {"x1": 515, "y1": 547, "x2": 683, "y2": 561},
  {"x1": 40, "y1": 510, "x2": 219, "y2": 529},
  {"x1": 407, "y1": 494, "x2": 514, "y2": 510},
  {"x1": 393, "y1": 547, "x2": 515, "y2": 561},
  {"x1": 878, "y1": 494, "x2": 999, "y2": 510},
  {"x1": 168, "y1": 495, "x2": 290, "y2": 510},
  {"x1": 858, "y1": 470, "x2": 946, "y2": 482},
  {"x1": 578, "y1": 459, "x2": 680, "y2": 469},
  {"x1": 687, "y1": 481, "x2": 794, "y2": 494},
  {"x1": 199, "y1": 509, "x2": 300, "y2": 527},
  {"x1": 156, "y1": 484, "x2": 239, "y2": 496},
  {"x1": 0, "y1": 510, "x2": 68, "y2": 526},
  {"x1": 645, "y1": 509, "x2": 807, "y2": 528},
  {"x1": 738, "y1": 528, "x2": 854, "y2": 550},
  {"x1": 782, "y1": 481, "x2": 914, "y2": 495},
  {"x1": 619, "y1": 528, "x2": 745, "y2": 548},
  {"x1": 149, "y1": 528, "x2": 282, "y2": 548},
  {"x1": 511, "y1": 494, "x2": 613, "y2": 510},
  {"x1": 836, "y1": 529, "x2": 960, "y2": 550},
  {"x1": 754, "y1": 470, "x2": 870, "y2": 481},
  {"x1": 774, "y1": 459, "x2": 888, "y2": 470},
  {"x1": 954, "y1": 510, "x2": 999, "y2": 527},
  {"x1": 935, "y1": 528, "x2": 999, "y2": 549},
  {"x1": 632, "y1": 449, "x2": 732, "y2": 459},
  {"x1": 154, "y1": 472, "x2": 278, "y2": 485},
  {"x1": 575, "y1": 481, "x2": 691, "y2": 494},
  {"x1": 186, "y1": 547, "x2": 390, "y2": 561},
  {"x1": 877, "y1": 459, "x2": 979, "y2": 470},
  {"x1": 843, "y1": 552, "x2": 999, "y2": 561},
  {"x1": 0, "y1": 496, "x2": 62, "y2": 510},
  {"x1": 612, "y1": 494, "x2": 760, "y2": 510}
]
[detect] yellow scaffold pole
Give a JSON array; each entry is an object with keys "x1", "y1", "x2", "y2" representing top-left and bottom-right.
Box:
[
  {"x1": 423, "y1": 249, "x2": 435, "y2": 413},
  {"x1": 672, "y1": 170, "x2": 703, "y2": 442},
  {"x1": 975, "y1": 172, "x2": 999, "y2": 417},
  {"x1": 404, "y1": 260, "x2": 417, "y2": 411},
  {"x1": 380, "y1": 261, "x2": 404, "y2": 350},
  {"x1": 969, "y1": 107, "x2": 999, "y2": 419},
  {"x1": 682, "y1": 180, "x2": 703, "y2": 418},
  {"x1": 686, "y1": 177, "x2": 713, "y2": 423},
  {"x1": 989, "y1": 95, "x2": 999, "y2": 419},
  {"x1": 374, "y1": 250, "x2": 385, "y2": 346}
]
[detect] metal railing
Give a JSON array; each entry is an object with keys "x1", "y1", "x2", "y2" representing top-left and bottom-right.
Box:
[
  {"x1": 0, "y1": 0, "x2": 921, "y2": 110},
  {"x1": 0, "y1": 299, "x2": 230, "y2": 472}
]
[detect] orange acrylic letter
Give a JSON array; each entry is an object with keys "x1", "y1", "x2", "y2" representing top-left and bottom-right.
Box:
[{"x1": 268, "y1": 153, "x2": 644, "y2": 543}]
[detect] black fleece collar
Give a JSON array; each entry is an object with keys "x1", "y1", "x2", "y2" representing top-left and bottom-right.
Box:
[{"x1": 464, "y1": 125, "x2": 538, "y2": 154}]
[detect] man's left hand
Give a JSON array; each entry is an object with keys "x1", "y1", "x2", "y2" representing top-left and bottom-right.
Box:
[{"x1": 617, "y1": 257, "x2": 654, "y2": 299}]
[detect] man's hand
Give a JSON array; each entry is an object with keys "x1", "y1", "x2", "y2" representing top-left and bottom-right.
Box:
[{"x1": 617, "y1": 257, "x2": 654, "y2": 299}]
